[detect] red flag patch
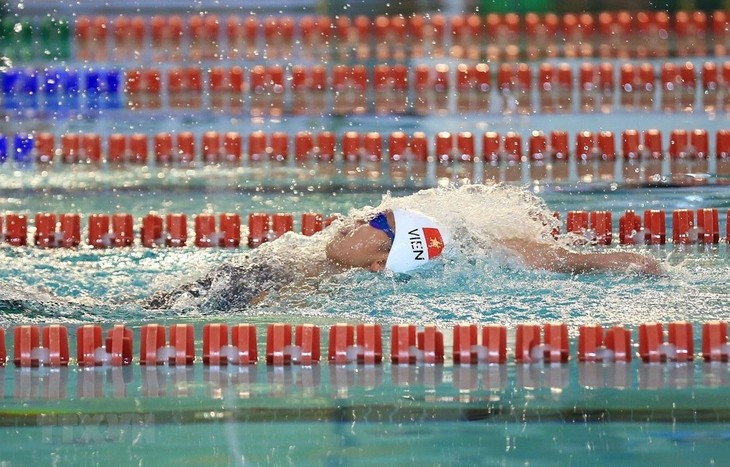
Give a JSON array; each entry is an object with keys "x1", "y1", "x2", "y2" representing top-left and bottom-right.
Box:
[{"x1": 422, "y1": 227, "x2": 445, "y2": 259}]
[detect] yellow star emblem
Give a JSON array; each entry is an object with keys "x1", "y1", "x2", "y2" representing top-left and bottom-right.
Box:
[{"x1": 429, "y1": 238, "x2": 442, "y2": 249}]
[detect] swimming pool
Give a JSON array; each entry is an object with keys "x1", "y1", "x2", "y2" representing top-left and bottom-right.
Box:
[
  {"x1": 2, "y1": 3, "x2": 730, "y2": 466},
  {"x1": 1, "y1": 180, "x2": 728, "y2": 466}
]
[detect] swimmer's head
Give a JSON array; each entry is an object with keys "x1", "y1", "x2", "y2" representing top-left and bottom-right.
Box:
[{"x1": 325, "y1": 209, "x2": 450, "y2": 273}]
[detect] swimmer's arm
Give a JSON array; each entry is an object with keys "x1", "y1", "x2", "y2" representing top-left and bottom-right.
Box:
[{"x1": 501, "y1": 239, "x2": 663, "y2": 275}]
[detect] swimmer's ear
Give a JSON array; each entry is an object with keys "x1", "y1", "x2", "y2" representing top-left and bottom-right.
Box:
[{"x1": 368, "y1": 260, "x2": 386, "y2": 272}]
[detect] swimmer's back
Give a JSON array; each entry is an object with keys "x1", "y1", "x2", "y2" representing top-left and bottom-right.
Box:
[{"x1": 144, "y1": 260, "x2": 295, "y2": 311}]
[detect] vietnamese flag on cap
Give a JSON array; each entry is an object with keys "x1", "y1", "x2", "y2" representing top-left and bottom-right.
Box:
[{"x1": 422, "y1": 227, "x2": 445, "y2": 259}]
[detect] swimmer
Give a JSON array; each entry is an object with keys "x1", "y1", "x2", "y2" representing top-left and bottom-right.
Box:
[
  {"x1": 324, "y1": 208, "x2": 663, "y2": 275},
  {"x1": 146, "y1": 185, "x2": 662, "y2": 311}
]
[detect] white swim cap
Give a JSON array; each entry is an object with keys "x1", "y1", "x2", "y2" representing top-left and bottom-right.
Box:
[{"x1": 385, "y1": 209, "x2": 451, "y2": 273}]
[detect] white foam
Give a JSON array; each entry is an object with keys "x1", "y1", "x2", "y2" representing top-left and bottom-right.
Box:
[
  {"x1": 31, "y1": 347, "x2": 50, "y2": 365},
  {"x1": 346, "y1": 345, "x2": 363, "y2": 362},
  {"x1": 156, "y1": 346, "x2": 176, "y2": 362},
  {"x1": 360, "y1": 184, "x2": 560, "y2": 263},
  {"x1": 94, "y1": 347, "x2": 112, "y2": 364},
  {"x1": 220, "y1": 345, "x2": 240, "y2": 364}
]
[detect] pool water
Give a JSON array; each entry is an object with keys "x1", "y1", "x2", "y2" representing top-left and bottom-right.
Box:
[{"x1": 1, "y1": 182, "x2": 729, "y2": 466}]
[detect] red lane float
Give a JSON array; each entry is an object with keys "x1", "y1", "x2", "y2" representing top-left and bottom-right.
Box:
[
  {"x1": 605, "y1": 326, "x2": 633, "y2": 362},
  {"x1": 639, "y1": 321, "x2": 695, "y2": 363},
  {"x1": 34, "y1": 213, "x2": 57, "y2": 248},
  {"x1": 357, "y1": 323, "x2": 383, "y2": 364},
  {"x1": 60, "y1": 214, "x2": 82, "y2": 247},
  {"x1": 303, "y1": 322, "x2": 381, "y2": 367},
  {"x1": 13, "y1": 325, "x2": 40, "y2": 367},
  {"x1": 194, "y1": 214, "x2": 216, "y2": 247},
  {"x1": 12, "y1": 324, "x2": 131, "y2": 368},
  {"x1": 139, "y1": 324, "x2": 166, "y2": 365},
  {"x1": 578, "y1": 324, "x2": 603, "y2": 362},
  {"x1": 577, "y1": 324, "x2": 634, "y2": 362},
  {"x1": 219, "y1": 213, "x2": 241, "y2": 247},
  {"x1": 266, "y1": 323, "x2": 292, "y2": 366},
  {"x1": 231, "y1": 324, "x2": 258, "y2": 364},
  {"x1": 13, "y1": 325, "x2": 69, "y2": 367},
  {"x1": 328, "y1": 323, "x2": 354, "y2": 364},
  {"x1": 140, "y1": 213, "x2": 188, "y2": 248},
  {"x1": 88, "y1": 214, "x2": 110, "y2": 248},
  {"x1": 271, "y1": 213, "x2": 294, "y2": 239},
  {"x1": 515, "y1": 323, "x2": 569, "y2": 364},
  {"x1": 194, "y1": 213, "x2": 242, "y2": 247},
  {"x1": 169, "y1": 324, "x2": 195, "y2": 366},
  {"x1": 106, "y1": 324, "x2": 134, "y2": 366},
  {"x1": 141, "y1": 214, "x2": 164, "y2": 247},
  {"x1": 702, "y1": 321, "x2": 729, "y2": 362},
  {"x1": 591, "y1": 211, "x2": 613, "y2": 245},
  {"x1": 544, "y1": 322, "x2": 569, "y2": 363},
  {"x1": 669, "y1": 321, "x2": 694, "y2": 362},
  {"x1": 35, "y1": 133, "x2": 55, "y2": 163},
  {"x1": 418, "y1": 324, "x2": 445, "y2": 364},
  {"x1": 86, "y1": 213, "x2": 134, "y2": 248},
  {"x1": 294, "y1": 132, "x2": 314, "y2": 161},
  {"x1": 139, "y1": 324, "x2": 194, "y2": 366},
  {"x1": 154, "y1": 131, "x2": 242, "y2": 166},
  {"x1": 301, "y1": 213, "x2": 323, "y2": 236},
  {"x1": 112, "y1": 214, "x2": 134, "y2": 247},
  {"x1": 43, "y1": 325, "x2": 70, "y2": 367},
  {"x1": 639, "y1": 322, "x2": 666, "y2": 363},
  {"x1": 295, "y1": 324, "x2": 321, "y2": 365},
  {"x1": 619, "y1": 210, "x2": 642, "y2": 245},
  {"x1": 482, "y1": 324, "x2": 507, "y2": 364},
  {"x1": 202, "y1": 323, "x2": 228, "y2": 366},
  {"x1": 166, "y1": 214, "x2": 187, "y2": 247},
  {"x1": 566, "y1": 210, "x2": 589, "y2": 237},
  {"x1": 697, "y1": 208, "x2": 720, "y2": 244},
  {"x1": 391, "y1": 324, "x2": 417, "y2": 365},
  {"x1": 77, "y1": 324, "x2": 133, "y2": 366},
  {"x1": 248, "y1": 212, "x2": 270, "y2": 248},
  {"x1": 673, "y1": 209, "x2": 695, "y2": 245},
  {"x1": 76, "y1": 324, "x2": 103, "y2": 367},
  {"x1": 453, "y1": 323, "x2": 478, "y2": 364},
  {"x1": 643, "y1": 210, "x2": 667, "y2": 245},
  {"x1": 4, "y1": 214, "x2": 27, "y2": 246}
]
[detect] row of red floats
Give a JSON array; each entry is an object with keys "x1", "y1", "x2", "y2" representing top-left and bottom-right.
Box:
[
  {"x1": 565, "y1": 208, "x2": 727, "y2": 246},
  {"x1": 0, "y1": 208, "x2": 727, "y2": 249},
  {"x1": 76, "y1": 11, "x2": 730, "y2": 61},
  {"x1": 121, "y1": 60, "x2": 730, "y2": 97},
  {"x1": 0, "y1": 212, "x2": 328, "y2": 248},
  {"x1": 82, "y1": 11, "x2": 730, "y2": 46},
  {"x1": 1, "y1": 321, "x2": 728, "y2": 368},
  {"x1": 24, "y1": 128, "x2": 730, "y2": 165}
]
